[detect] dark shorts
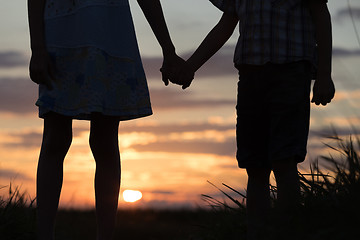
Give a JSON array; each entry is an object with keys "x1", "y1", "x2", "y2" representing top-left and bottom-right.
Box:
[{"x1": 236, "y1": 61, "x2": 312, "y2": 169}]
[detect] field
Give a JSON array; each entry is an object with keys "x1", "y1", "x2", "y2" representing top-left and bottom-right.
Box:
[{"x1": 1, "y1": 133, "x2": 360, "y2": 240}]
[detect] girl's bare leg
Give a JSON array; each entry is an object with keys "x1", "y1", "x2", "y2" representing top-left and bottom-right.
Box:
[
  {"x1": 89, "y1": 113, "x2": 121, "y2": 240},
  {"x1": 36, "y1": 112, "x2": 73, "y2": 240}
]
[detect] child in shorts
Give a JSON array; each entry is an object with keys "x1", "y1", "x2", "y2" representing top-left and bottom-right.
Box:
[{"x1": 163, "y1": 0, "x2": 335, "y2": 239}]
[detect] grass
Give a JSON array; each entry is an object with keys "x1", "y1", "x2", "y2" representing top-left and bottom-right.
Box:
[
  {"x1": 201, "y1": 133, "x2": 360, "y2": 239},
  {"x1": 297, "y1": 133, "x2": 360, "y2": 239},
  {"x1": 0, "y1": 184, "x2": 37, "y2": 240},
  {"x1": 1, "y1": 133, "x2": 360, "y2": 239},
  {"x1": 55, "y1": 208, "x2": 215, "y2": 240}
]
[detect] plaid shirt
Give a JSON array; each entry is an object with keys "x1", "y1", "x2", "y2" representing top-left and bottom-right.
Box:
[{"x1": 209, "y1": 0, "x2": 327, "y2": 66}]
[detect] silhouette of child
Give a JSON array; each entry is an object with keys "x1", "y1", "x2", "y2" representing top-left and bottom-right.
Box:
[
  {"x1": 28, "y1": 0, "x2": 184, "y2": 239},
  {"x1": 163, "y1": 0, "x2": 335, "y2": 239}
]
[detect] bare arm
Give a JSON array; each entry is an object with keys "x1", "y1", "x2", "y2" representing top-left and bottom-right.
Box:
[
  {"x1": 187, "y1": 13, "x2": 238, "y2": 72},
  {"x1": 137, "y1": 0, "x2": 175, "y2": 56},
  {"x1": 181, "y1": 13, "x2": 238, "y2": 89},
  {"x1": 137, "y1": 0, "x2": 185, "y2": 85},
  {"x1": 28, "y1": 0, "x2": 46, "y2": 52},
  {"x1": 308, "y1": 1, "x2": 335, "y2": 106},
  {"x1": 28, "y1": 0, "x2": 55, "y2": 89}
]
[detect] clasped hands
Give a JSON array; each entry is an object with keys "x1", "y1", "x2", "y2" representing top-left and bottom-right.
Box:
[{"x1": 160, "y1": 54, "x2": 195, "y2": 89}]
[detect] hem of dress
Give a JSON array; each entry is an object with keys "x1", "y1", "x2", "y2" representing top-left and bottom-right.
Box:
[{"x1": 37, "y1": 102, "x2": 153, "y2": 121}]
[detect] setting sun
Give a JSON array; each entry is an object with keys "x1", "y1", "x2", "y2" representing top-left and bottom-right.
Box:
[{"x1": 122, "y1": 190, "x2": 143, "y2": 203}]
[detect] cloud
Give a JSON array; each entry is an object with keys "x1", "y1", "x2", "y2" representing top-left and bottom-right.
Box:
[
  {"x1": 150, "y1": 88, "x2": 235, "y2": 110},
  {"x1": 332, "y1": 47, "x2": 360, "y2": 57},
  {"x1": 120, "y1": 122, "x2": 234, "y2": 134},
  {"x1": 0, "y1": 120, "x2": 236, "y2": 156},
  {"x1": 129, "y1": 138, "x2": 236, "y2": 157},
  {"x1": 149, "y1": 190, "x2": 176, "y2": 195},
  {"x1": 0, "y1": 45, "x2": 236, "y2": 78},
  {"x1": 2, "y1": 131, "x2": 42, "y2": 149},
  {"x1": 0, "y1": 77, "x2": 234, "y2": 115},
  {"x1": 0, "y1": 126, "x2": 91, "y2": 149},
  {"x1": 142, "y1": 45, "x2": 237, "y2": 79},
  {"x1": 0, "y1": 77, "x2": 38, "y2": 115},
  {"x1": 144, "y1": 45, "x2": 360, "y2": 79},
  {"x1": 1, "y1": 44, "x2": 360, "y2": 79},
  {"x1": 335, "y1": 7, "x2": 360, "y2": 22},
  {"x1": 0, "y1": 169, "x2": 33, "y2": 181},
  {"x1": 0, "y1": 46, "x2": 357, "y2": 115},
  {"x1": 0, "y1": 51, "x2": 28, "y2": 68},
  {"x1": 309, "y1": 126, "x2": 360, "y2": 140},
  {"x1": 217, "y1": 163, "x2": 239, "y2": 169}
]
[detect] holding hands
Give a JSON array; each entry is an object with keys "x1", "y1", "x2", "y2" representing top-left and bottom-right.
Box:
[
  {"x1": 160, "y1": 13, "x2": 239, "y2": 90},
  {"x1": 161, "y1": 55, "x2": 195, "y2": 90}
]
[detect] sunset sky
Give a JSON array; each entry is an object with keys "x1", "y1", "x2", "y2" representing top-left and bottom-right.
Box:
[{"x1": 0, "y1": 0, "x2": 360, "y2": 209}]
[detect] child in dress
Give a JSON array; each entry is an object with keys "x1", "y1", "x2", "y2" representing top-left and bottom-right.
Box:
[
  {"x1": 28, "y1": 0, "x2": 184, "y2": 239},
  {"x1": 164, "y1": 0, "x2": 335, "y2": 239}
]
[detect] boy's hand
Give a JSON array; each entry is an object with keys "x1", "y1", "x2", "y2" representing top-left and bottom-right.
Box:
[
  {"x1": 311, "y1": 76, "x2": 335, "y2": 106},
  {"x1": 179, "y1": 62, "x2": 195, "y2": 89},
  {"x1": 29, "y1": 50, "x2": 56, "y2": 90}
]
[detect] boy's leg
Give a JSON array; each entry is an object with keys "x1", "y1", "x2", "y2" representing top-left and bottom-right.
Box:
[
  {"x1": 89, "y1": 113, "x2": 120, "y2": 240},
  {"x1": 272, "y1": 158, "x2": 300, "y2": 238},
  {"x1": 37, "y1": 112, "x2": 73, "y2": 240},
  {"x1": 267, "y1": 61, "x2": 311, "y2": 238},
  {"x1": 246, "y1": 167, "x2": 271, "y2": 240},
  {"x1": 236, "y1": 65, "x2": 272, "y2": 239},
  {"x1": 273, "y1": 158, "x2": 300, "y2": 211},
  {"x1": 268, "y1": 61, "x2": 310, "y2": 214}
]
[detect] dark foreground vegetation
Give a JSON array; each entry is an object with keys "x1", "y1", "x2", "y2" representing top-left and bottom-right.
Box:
[{"x1": 1, "y1": 133, "x2": 360, "y2": 239}]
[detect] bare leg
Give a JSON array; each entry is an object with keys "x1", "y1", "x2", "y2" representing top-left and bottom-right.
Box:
[
  {"x1": 246, "y1": 167, "x2": 271, "y2": 240},
  {"x1": 273, "y1": 158, "x2": 300, "y2": 236},
  {"x1": 36, "y1": 112, "x2": 73, "y2": 240},
  {"x1": 89, "y1": 114, "x2": 121, "y2": 240},
  {"x1": 273, "y1": 158, "x2": 300, "y2": 209}
]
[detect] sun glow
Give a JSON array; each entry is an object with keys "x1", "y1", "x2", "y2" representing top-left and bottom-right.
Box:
[{"x1": 122, "y1": 190, "x2": 143, "y2": 203}]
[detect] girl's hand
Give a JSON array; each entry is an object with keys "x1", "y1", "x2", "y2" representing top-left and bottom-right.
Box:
[
  {"x1": 29, "y1": 50, "x2": 56, "y2": 90},
  {"x1": 160, "y1": 54, "x2": 195, "y2": 89},
  {"x1": 311, "y1": 76, "x2": 335, "y2": 106},
  {"x1": 160, "y1": 53, "x2": 186, "y2": 86}
]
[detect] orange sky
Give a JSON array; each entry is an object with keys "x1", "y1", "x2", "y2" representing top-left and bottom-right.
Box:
[
  {"x1": 1, "y1": 0, "x2": 360, "y2": 209},
  {"x1": 1, "y1": 67, "x2": 359, "y2": 209}
]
